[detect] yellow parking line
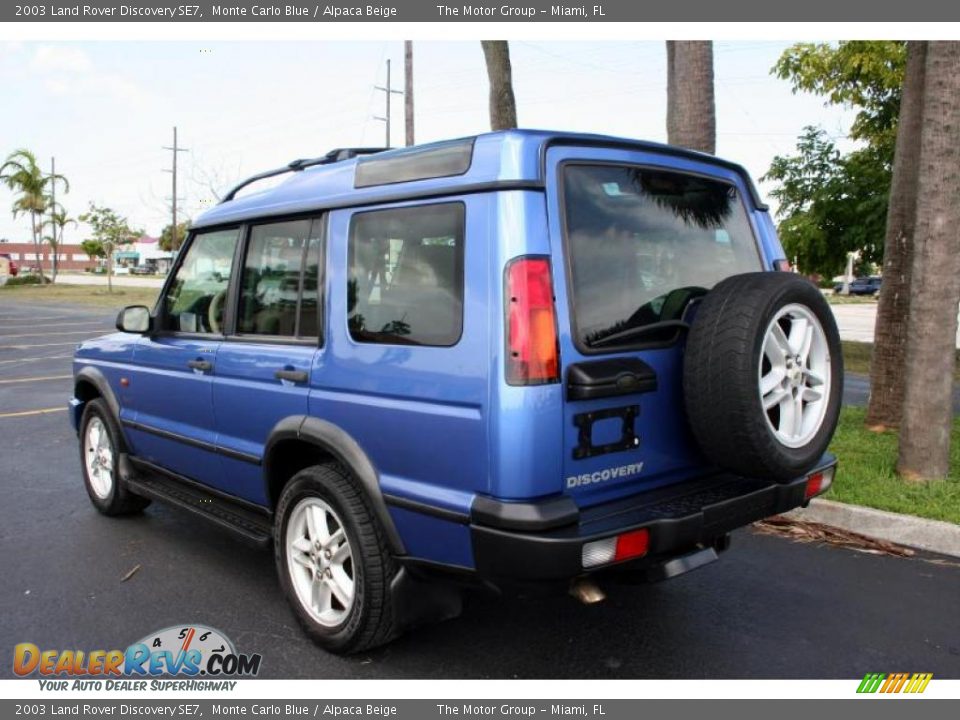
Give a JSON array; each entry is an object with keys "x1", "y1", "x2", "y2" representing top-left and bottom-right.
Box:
[
  {"x1": 0, "y1": 374, "x2": 72, "y2": 385},
  {"x1": 0, "y1": 407, "x2": 66, "y2": 419},
  {"x1": 0, "y1": 329, "x2": 104, "y2": 339}
]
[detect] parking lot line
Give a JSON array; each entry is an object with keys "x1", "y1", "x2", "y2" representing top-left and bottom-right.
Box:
[
  {"x1": 0, "y1": 407, "x2": 66, "y2": 419},
  {"x1": 0, "y1": 329, "x2": 107, "y2": 339},
  {"x1": 2, "y1": 341, "x2": 83, "y2": 349},
  {"x1": 1, "y1": 321, "x2": 111, "y2": 329},
  {"x1": 0, "y1": 374, "x2": 72, "y2": 385},
  {"x1": 0, "y1": 354, "x2": 72, "y2": 365}
]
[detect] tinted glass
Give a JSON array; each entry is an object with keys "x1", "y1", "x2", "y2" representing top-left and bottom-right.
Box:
[
  {"x1": 298, "y1": 232, "x2": 322, "y2": 339},
  {"x1": 348, "y1": 203, "x2": 464, "y2": 346},
  {"x1": 163, "y1": 228, "x2": 240, "y2": 333},
  {"x1": 237, "y1": 219, "x2": 313, "y2": 337},
  {"x1": 562, "y1": 164, "x2": 761, "y2": 349}
]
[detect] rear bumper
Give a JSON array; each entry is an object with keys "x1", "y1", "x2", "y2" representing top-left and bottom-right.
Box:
[{"x1": 470, "y1": 454, "x2": 837, "y2": 582}]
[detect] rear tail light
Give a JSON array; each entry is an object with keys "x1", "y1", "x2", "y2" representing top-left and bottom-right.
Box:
[
  {"x1": 505, "y1": 256, "x2": 560, "y2": 385},
  {"x1": 582, "y1": 528, "x2": 650, "y2": 568},
  {"x1": 804, "y1": 465, "x2": 835, "y2": 500}
]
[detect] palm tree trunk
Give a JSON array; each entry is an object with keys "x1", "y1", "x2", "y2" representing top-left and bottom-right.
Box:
[
  {"x1": 666, "y1": 41, "x2": 716, "y2": 154},
  {"x1": 30, "y1": 212, "x2": 46, "y2": 282},
  {"x1": 866, "y1": 42, "x2": 927, "y2": 430},
  {"x1": 481, "y1": 41, "x2": 518, "y2": 131},
  {"x1": 897, "y1": 41, "x2": 960, "y2": 481}
]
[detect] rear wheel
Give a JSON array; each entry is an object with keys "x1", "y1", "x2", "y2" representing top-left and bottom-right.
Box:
[
  {"x1": 79, "y1": 399, "x2": 150, "y2": 515},
  {"x1": 683, "y1": 272, "x2": 843, "y2": 481},
  {"x1": 275, "y1": 463, "x2": 400, "y2": 653}
]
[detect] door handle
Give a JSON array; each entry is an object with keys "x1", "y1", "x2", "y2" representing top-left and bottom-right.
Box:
[
  {"x1": 187, "y1": 359, "x2": 212, "y2": 372},
  {"x1": 275, "y1": 369, "x2": 308, "y2": 384}
]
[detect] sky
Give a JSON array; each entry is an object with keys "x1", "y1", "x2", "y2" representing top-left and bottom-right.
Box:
[{"x1": 0, "y1": 40, "x2": 857, "y2": 244}]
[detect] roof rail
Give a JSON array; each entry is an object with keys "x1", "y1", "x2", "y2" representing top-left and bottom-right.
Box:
[{"x1": 220, "y1": 147, "x2": 389, "y2": 203}]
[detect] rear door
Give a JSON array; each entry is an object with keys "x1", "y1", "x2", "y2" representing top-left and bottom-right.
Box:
[
  {"x1": 127, "y1": 227, "x2": 241, "y2": 485},
  {"x1": 544, "y1": 146, "x2": 767, "y2": 506},
  {"x1": 211, "y1": 217, "x2": 324, "y2": 504}
]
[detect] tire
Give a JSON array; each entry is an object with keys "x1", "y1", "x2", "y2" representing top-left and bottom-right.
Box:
[
  {"x1": 274, "y1": 463, "x2": 400, "y2": 654},
  {"x1": 683, "y1": 272, "x2": 843, "y2": 482},
  {"x1": 79, "y1": 398, "x2": 150, "y2": 515}
]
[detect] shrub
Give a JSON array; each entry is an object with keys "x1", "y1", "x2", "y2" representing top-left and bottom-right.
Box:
[{"x1": 3, "y1": 274, "x2": 44, "y2": 286}]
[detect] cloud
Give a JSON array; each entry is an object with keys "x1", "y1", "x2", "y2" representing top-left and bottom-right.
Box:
[{"x1": 30, "y1": 44, "x2": 94, "y2": 74}]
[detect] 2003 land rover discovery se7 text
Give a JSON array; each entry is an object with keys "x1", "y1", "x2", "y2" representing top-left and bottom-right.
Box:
[{"x1": 71, "y1": 131, "x2": 842, "y2": 653}]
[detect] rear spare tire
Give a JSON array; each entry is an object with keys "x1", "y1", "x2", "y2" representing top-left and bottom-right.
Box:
[{"x1": 683, "y1": 272, "x2": 842, "y2": 481}]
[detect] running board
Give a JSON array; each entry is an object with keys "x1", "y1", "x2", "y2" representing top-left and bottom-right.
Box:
[{"x1": 121, "y1": 455, "x2": 273, "y2": 547}]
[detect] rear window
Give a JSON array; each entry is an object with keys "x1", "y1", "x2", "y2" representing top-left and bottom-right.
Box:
[{"x1": 562, "y1": 163, "x2": 762, "y2": 350}]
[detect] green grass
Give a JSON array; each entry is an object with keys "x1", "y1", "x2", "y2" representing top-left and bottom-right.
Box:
[
  {"x1": 827, "y1": 406, "x2": 960, "y2": 524},
  {"x1": 841, "y1": 340, "x2": 960, "y2": 382},
  {"x1": 0, "y1": 283, "x2": 159, "y2": 309},
  {"x1": 826, "y1": 294, "x2": 879, "y2": 305}
]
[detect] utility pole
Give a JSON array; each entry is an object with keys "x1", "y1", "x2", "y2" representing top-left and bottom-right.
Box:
[
  {"x1": 49, "y1": 157, "x2": 56, "y2": 279},
  {"x1": 374, "y1": 59, "x2": 403, "y2": 148},
  {"x1": 162, "y1": 126, "x2": 189, "y2": 251},
  {"x1": 404, "y1": 41, "x2": 415, "y2": 147}
]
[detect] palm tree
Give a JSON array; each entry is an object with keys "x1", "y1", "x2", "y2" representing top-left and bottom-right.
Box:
[
  {"x1": 897, "y1": 41, "x2": 960, "y2": 481},
  {"x1": 0, "y1": 149, "x2": 68, "y2": 282},
  {"x1": 481, "y1": 41, "x2": 518, "y2": 130},
  {"x1": 43, "y1": 204, "x2": 76, "y2": 282},
  {"x1": 666, "y1": 41, "x2": 716, "y2": 154},
  {"x1": 866, "y1": 42, "x2": 927, "y2": 430}
]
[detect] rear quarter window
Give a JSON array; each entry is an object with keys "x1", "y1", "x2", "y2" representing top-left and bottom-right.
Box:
[
  {"x1": 562, "y1": 163, "x2": 762, "y2": 350},
  {"x1": 347, "y1": 202, "x2": 465, "y2": 347}
]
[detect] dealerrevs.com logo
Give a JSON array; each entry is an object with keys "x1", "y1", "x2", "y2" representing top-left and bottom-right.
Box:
[{"x1": 13, "y1": 624, "x2": 261, "y2": 691}]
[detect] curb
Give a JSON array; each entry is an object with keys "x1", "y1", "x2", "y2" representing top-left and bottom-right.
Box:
[{"x1": 782, "y1": 498, "x2": 960, "y2": 558}]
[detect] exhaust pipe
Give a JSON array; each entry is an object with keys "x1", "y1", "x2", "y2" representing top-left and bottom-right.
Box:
[{"x1": 570, "y1": 577, "x2": 606, "y2": 605}]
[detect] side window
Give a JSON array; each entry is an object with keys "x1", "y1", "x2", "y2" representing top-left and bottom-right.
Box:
[
  {"x1": 237, "y1": 219, "x2": 320, "y2": 338},
  {"x1": 162, "y1": 228, "x2": 240, "y2": 334},
  {"x1": 348, "y1": 203, "x2": 464, "y2": 347}
]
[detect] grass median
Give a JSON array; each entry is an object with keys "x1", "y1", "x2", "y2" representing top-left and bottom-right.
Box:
[
  {"x1": 827, "y1": 406, "x2": 960, "y2": 525},
  {"x1": 0, "y1": 282, "x2": 160, "y2": 309},
  {"x1": 842, "y1": 339, "x2": 960, "y2": 382}
]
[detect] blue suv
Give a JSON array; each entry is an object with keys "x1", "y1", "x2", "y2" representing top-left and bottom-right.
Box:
[{"x1": 71, "y1": 131, "x2": 842, "y2": 653}]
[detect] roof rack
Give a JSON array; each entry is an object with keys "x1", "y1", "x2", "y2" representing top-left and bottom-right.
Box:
[{"x1": 220, "y1": 147, "x2": 389, "y2": 203}]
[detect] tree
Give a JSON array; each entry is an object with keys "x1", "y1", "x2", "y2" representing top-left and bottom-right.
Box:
[
  {"x1": 160, "y1": 220, "x2": 190, "y2": 252},
  {"x1": 897, "y1": 41, "x2": 960, "y2": 481},
  {"x1": 0, "y1": 149, "x2": 67, "y2": 282},
  {"x1": 866, "y1": 42, "x2": 927, "y2": 430},
  {"x1": 79, "y1": 204, "x2": 142, "y2": 293},
  {"x1": 481, "y1": 41, "x2": 517, "y2": 130},
  {"x1": 763, "y1": 127, "x2": 888, "y2": 277},
  {"x1": 666, "y1": 41, "x2": 715, "y2": 154},
  {"x1": 42, "y1": 203, "x2": 75, "y2": 282},
  {"x1": 80, "y1": 238, "x2": 105, "y2": 263}
]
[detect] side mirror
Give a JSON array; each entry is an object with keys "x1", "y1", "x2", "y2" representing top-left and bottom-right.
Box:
[{"x1": 116, "y1": 305, "x2": 152, "y2": 334}]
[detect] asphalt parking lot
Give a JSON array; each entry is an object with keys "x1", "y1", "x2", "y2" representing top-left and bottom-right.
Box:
[{"x1": 2, "y1": 297, "x2": 959, "y2": 679}]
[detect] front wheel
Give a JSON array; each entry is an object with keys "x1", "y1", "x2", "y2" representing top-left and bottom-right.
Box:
[
  {"x1": 274, "y1": 463, "x2": 400, "y2": 654},
  {"x1": 79, "y1": 398, "x2": 150, "y2": 515},
  {"x1": 683, "y1": 272, "x2": 843, "y2": 481}
]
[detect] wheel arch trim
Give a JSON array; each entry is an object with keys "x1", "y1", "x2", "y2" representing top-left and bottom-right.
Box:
[
  {"x1": 263, "y1": 415, "x2": 405, "y2": 555},
  {"x1": 73, "y1": 365, "x2": 127, "y2": 441}
]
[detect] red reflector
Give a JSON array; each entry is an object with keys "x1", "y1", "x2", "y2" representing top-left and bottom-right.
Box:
[
  {"x1": 804, "y1": 472, "x2": 824, "y2": 500},
  {"x1": 614, "y1": 528, "x2": 650, "y2": 562},
  {"x1": 505, "y1": 257, "x2": 560, "y2": 385}
]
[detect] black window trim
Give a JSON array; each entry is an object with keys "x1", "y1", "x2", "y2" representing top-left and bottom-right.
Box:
[
  {"x1": 345, "y1": 199, "x2": 467, "y2": 349},
  {"x1": 556, "y1": 159, "x2": 764, "y2": 357}
]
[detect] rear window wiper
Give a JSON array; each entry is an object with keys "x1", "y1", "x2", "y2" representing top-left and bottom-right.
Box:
[{"x1": 587, "y1": 320, "x2": 689, "y2": 349}]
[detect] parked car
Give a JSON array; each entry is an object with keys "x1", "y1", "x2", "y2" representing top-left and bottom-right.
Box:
[
  {"x1": 130, "y1": 264, "x2": 154, "y2": 275},
  {"x1": 834, "y1": 276, "x2": 881, "y2": 296},
  {"x1": 0, "y1": 253, "x2": 18, "y2": 276},
  {"x1": 70, "y1": 131, "x2": 843, "y2": 653}
]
